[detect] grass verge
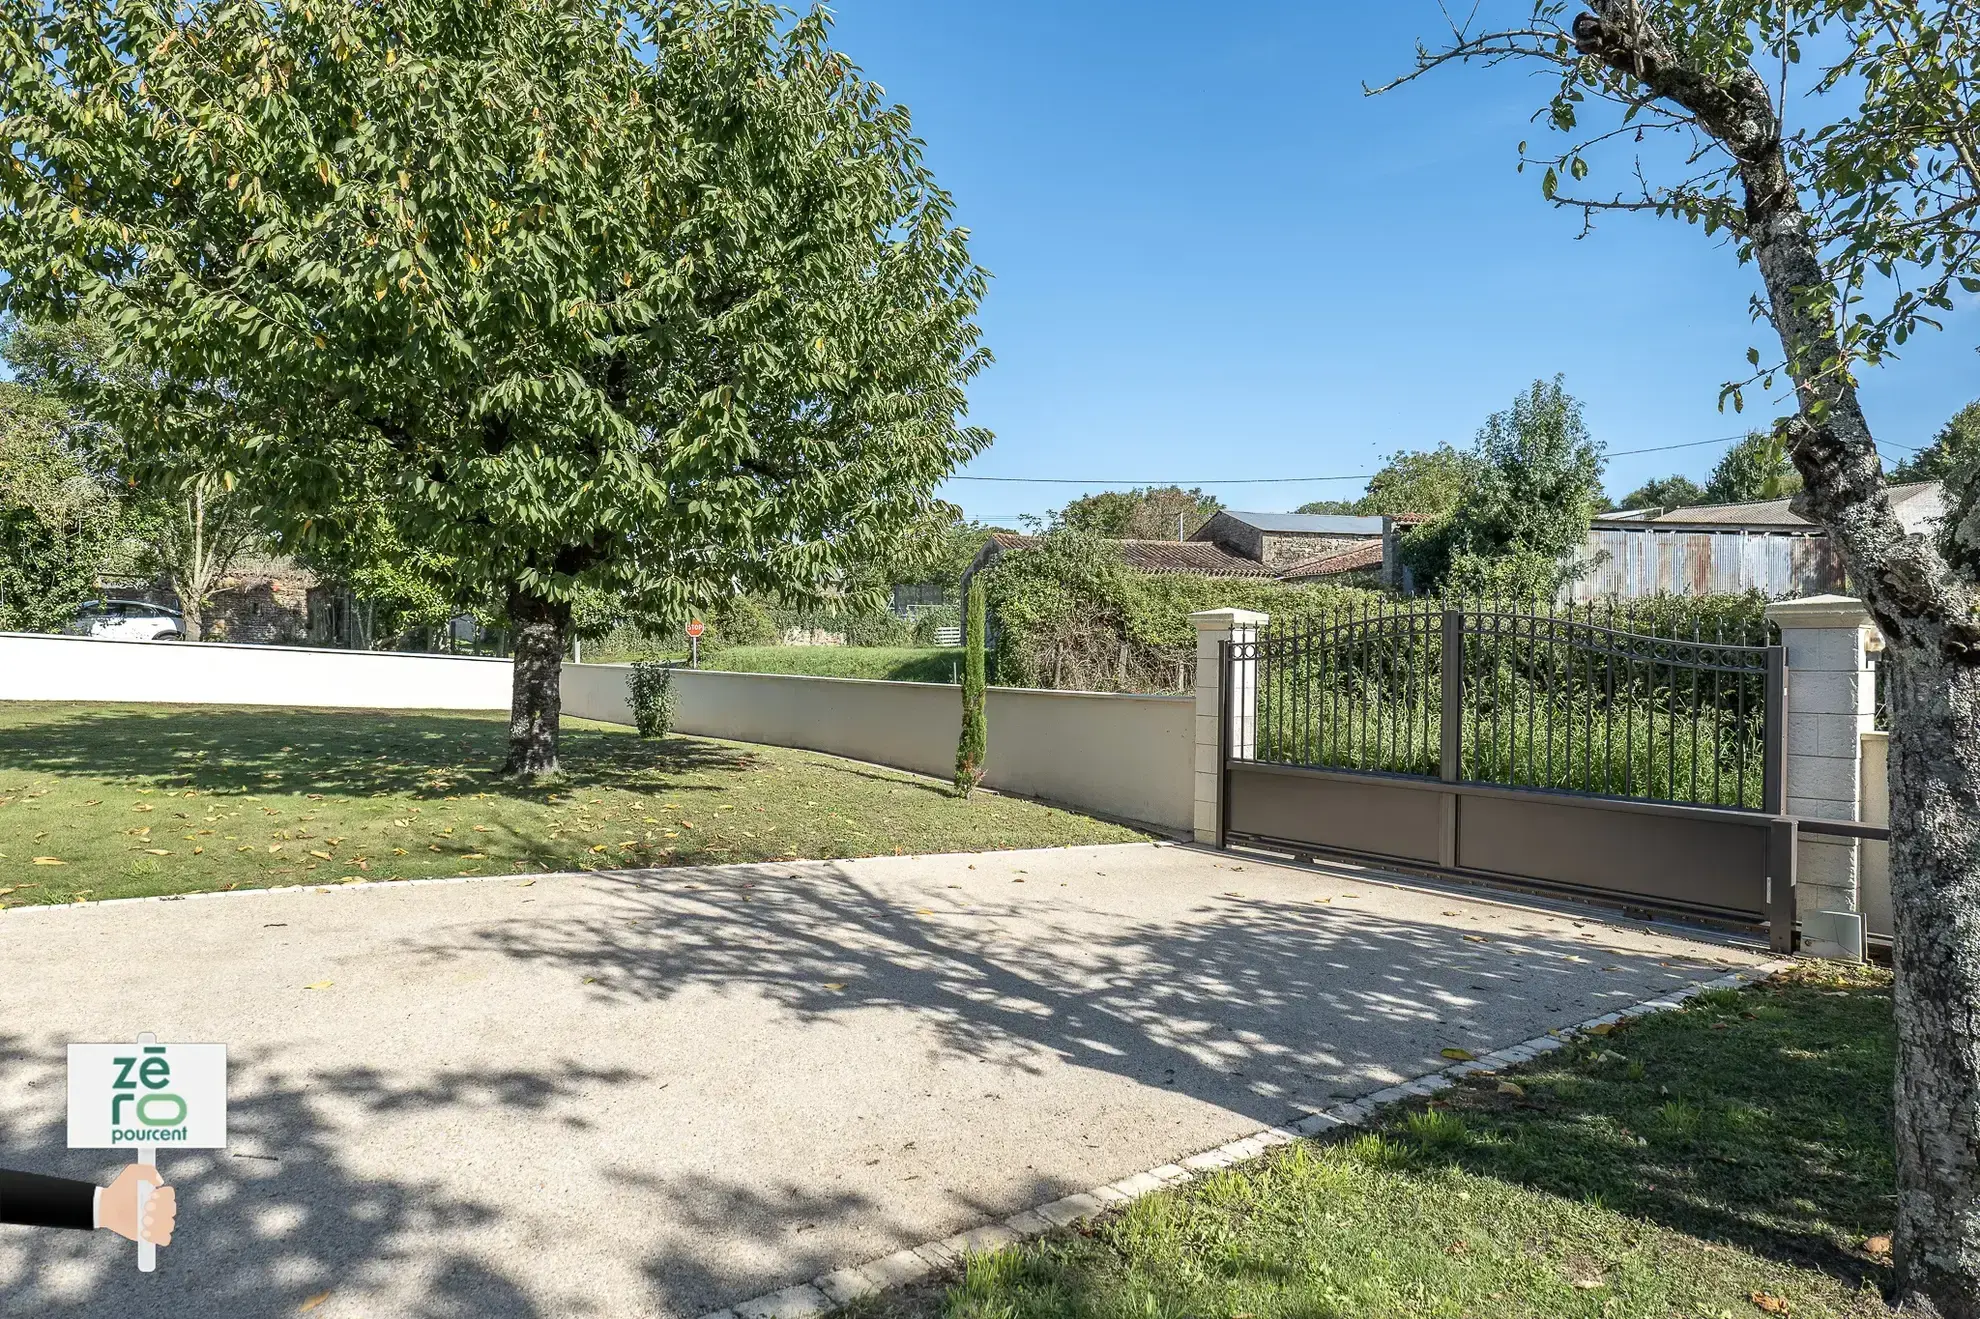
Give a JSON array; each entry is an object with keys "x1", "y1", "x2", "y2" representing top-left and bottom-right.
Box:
[
  {"x1": 855, "y1": 964, "x2": 1896, "y2": 1319},
  {"x1": 0, "y1": 702, "x2": 1145, "y2": 905},
  {"x1": 701, "y1": 646, "x2": 966, "y2": 683}
]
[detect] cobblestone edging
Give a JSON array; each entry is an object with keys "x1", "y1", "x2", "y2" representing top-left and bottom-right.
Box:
[{"x1": 703, "y1": 958, "x2": 1797, "y2": 1319}]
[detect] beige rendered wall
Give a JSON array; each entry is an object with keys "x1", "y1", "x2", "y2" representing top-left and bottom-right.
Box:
[
  {"x1": 561, "y1": 664, "x2": 1193, "y2": 833},
  {"x1": 1861, "y1": 729, "x2": 1891, "y2": 943}
]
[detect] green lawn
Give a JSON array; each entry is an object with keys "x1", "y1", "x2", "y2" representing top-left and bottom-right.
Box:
[
  {"x1": 860, "y1": 964, "x2": 1896, "y2": 1319},
  {"x1": 703, "y1": 646, "x2": 966, "y2": 683},
  {"x1": 0, "y1": 702, "x2": 1143, "y2": 906}
]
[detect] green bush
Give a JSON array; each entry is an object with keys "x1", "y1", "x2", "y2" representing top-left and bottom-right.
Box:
[
  {"x1": 956, "y1": 578, "x2": 987, "y2": 797},
  {"x1": 708, "y1": 594, "x2": 777, "y2": 649},
  {"x1": 911, "y1": 604, "x2": 960, "y2": 645},
  {"x1": 627, "y1": 658, "x2": 678, "y2": 738},
  {"x1": 843, "y1": 611, "x2": 915, "y2": 647}
]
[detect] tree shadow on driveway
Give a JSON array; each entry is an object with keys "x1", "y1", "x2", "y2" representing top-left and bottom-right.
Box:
[{"x1": 0, "y1": 1035, "x2": 638, "y2": 1319}]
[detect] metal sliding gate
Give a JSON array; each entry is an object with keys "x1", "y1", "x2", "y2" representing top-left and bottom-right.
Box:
[{"x1": 1220, "y1": 601, "x2": 1795, "y2": 947}]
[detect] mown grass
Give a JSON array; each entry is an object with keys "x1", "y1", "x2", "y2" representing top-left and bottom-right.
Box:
[
  {"x1": 856, "y1": 964, "x2": 1896, "y2": 1319},
  {"x1": 0, "y1": 702, "x2": 1144, "y2": 906},
  {"x1": 702, "y1": 646, "x2": 966, "y2": 683}
]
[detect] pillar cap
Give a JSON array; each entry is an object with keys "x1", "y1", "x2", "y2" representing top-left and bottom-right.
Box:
[
  {"x1": 1189, "y1": 608, "x2": 1271, "y2": 630},
  {"x1": 1765, "y1": 594, "x2": 1873, "y2": 630}
]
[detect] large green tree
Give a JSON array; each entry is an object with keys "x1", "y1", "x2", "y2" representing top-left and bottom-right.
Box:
[
  {"x1": 1298, "y1": 445, "x2": 1477, "y2": 520},
  {"x1": 0, "y1": 0, "x2": 989, "y2": 777},
  {"x1": 0, "y1": 380, "x2": 119, "y2": 631},
  {"x1": 1387, "y1": 2, "x2": 1980, "y2": 1308},
  {"x1": 8, "y1": 318, "x2": 272, "y2": 642},
  {"x1": 1704, "y1": 430, "x2": 1803, "y2": 504},
  {"x1": 1617, "y1": 473, "x2": 1705, "y2": 510},
  {"x1": 1402, "y1": 377, "x2": 1607, "y2": 593},
  {"x1": 1894, "y1": 399, "x2": 1980, "y2": 485}
]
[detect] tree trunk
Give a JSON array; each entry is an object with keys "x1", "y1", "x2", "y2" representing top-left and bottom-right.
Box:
[
  {"x1": 1888, "y1": 652, "x2": 1980, "y2": 1317},
  {"x1": 171, "y1": 575, "x2": 204, "y2": 641},
  {"x1": 504, "y1": 589, "x2": 569, "y2": 780},
  {"x1": 1566, "y1": 7, "x2": 1980, "y2": 1310}
]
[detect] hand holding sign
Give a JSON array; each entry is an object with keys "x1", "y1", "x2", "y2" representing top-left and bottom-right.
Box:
[
  {"x1": 100, "y1": 1165, "x2": 175, "y2": 1247},
  {"x1": 68, "y1": 1035, "x2": 224, "y2": 1272}
]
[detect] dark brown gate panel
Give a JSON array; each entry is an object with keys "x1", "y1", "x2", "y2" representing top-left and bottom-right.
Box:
[
  {"x1": 1227, "y1": 763, "x2": 1442, "y2": 866},
  {"x1": 1455, "y1": 789, "x2": 1770, "y2": 920}
]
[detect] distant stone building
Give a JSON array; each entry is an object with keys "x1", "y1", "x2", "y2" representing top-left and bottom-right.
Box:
[
  {"x1": 102, "y1": 553, "x2": 317, "y2": 644},
  {"x1": 1189, "y1": 510, "x2": 1387, "y2": 572}
]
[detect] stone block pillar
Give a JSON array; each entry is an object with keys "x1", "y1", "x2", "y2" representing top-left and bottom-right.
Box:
[
  {"x1": 1765, "y1": 594, "x2": 1878, "y2": 959},
  {"x1": 1189, "y1": 608, "x2": 1269, "y2": 845}
]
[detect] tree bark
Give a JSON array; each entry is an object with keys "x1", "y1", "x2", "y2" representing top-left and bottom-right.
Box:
[
  {"x1": 169, "y1": 573, "x2": 204, "y2": 641},
  {"x1": 504, "y1": 589, "x2": 569, "y2": 780},
  {"x1": 1569, "y1": 5, "x2": 1980, "y2": 1312}
]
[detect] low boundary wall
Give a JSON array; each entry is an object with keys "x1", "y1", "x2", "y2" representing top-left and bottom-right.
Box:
[
  {"x1": 0, "y1": 631, "x2": 511, "y2": 711},
  {"x1": 1861, "y1": 729, "x2": 1891, "y2": 943},
  {"x1": 562, "y1": 664, "x2": 1193, "y2": 833}
]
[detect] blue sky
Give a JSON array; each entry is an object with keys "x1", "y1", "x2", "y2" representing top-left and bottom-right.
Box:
[{"x1": 824, "y1": 1, "x2": 1978, "y2": 524}]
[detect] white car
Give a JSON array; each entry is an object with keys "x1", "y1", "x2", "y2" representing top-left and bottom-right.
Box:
[{"x1": 65, "y1": 600, "x2": 185, "y2": 641}]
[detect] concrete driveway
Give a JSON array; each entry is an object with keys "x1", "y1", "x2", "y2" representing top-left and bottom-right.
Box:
[{"x1": 0, "y1": 842, "x2": 1765, "y2": 1318}]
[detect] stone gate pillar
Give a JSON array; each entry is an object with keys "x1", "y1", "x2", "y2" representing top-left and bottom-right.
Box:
[
  {"x1": 1765, "y1": 594, "x2": 1878, "y2": 960},
  {"x1": 1189, "y1": 608, "x2": 1269, "y2": 846}
]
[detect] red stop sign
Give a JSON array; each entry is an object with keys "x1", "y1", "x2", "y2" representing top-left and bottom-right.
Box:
[{"x1": 686, "y1": 619, "x2": 705, "y2": 639}]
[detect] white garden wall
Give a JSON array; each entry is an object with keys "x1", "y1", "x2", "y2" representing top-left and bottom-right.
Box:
[
  {"x1": 562, "y1": 664, "x2": 1194, "y2": 833},
  {"x1": 0, "y1": 631, "x2": 511, "y2": 711}
]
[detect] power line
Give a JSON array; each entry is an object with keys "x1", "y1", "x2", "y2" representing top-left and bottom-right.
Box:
[
  {"x1": 949, "y1": 429, "x2": 1933, "y2": 492},
  {"x1": 947, "y1": 432, "x2": 1760, "y2": 488}
]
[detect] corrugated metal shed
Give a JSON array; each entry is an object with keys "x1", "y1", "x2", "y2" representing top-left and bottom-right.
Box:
[{"x1": 1567, "y1": 527, "x2": 1847, "y2": 601}]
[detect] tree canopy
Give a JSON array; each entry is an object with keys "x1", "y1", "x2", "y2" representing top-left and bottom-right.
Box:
[
  {"x1": 1893, "y1": 400, "x2": 1980, "y2": 485},
  {"x1": 0, "y1": 0, "x2": 991, "y2": 774},
  {"x1": 1704, "y1": 432, "x2": 1802, "y2": 504},
  {"x1": 1617, "y1": 474, "x2": 1706, "y2": 511},
  {"x1": 1298, "y1": 445, "x2": 1477, "y2": 521},
  {"x1": 1401, "y1": 377, "x2": 1607, "y2": 594},
  {"x1": 1055, "y1": 486, "x2": 1221, "y2": 540}
]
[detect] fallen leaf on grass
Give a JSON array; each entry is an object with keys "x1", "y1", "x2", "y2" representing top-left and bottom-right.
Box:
[
  {"x1": 32, "y1": 857, "x2": 64, "y2": 865},
  {"x1": 303, "y1": 981, "x2": 333, "y2": 990},
  {"x1": 132, "y1": 804, "x2": 153, "y2": 812},
  {"x1": 1750, "y1": 1291, "x2": 1791, "y2": 1314},
  {"x1": 462, "y1": 852, "x2": 487, "y2": 860},
  {"x1": 309, "y1": 850, "x2": 332, "y2": 861},
  {"x1": 1497, "y1": 1081, "x2": 1525, "y2": 1096},
  {"x1": 1440, "y1": 1048, "x2": 1475, "y2": 1061},
  {"x1": 144, "y1": 848, "x2": 171, "y2": 856},
  {"x1": 1587, "y1": 1023, "x2": 1617, "y2": 1036}
]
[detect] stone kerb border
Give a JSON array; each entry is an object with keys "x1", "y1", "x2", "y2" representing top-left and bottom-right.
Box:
[{"x1": 705, "y1": 959, "x2": 1796, "y2": 1319}]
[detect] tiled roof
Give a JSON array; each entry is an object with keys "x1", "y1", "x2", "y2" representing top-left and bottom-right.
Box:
[
  {"x1": 1278, "y1": 539, "x2": 1385, "y2": 579},
  {"x1": 985, "y1": 533, "x2": 1279, "y2": 577}
]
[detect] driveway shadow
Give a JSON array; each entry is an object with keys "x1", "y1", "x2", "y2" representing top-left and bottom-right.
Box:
[{"x1": 0, "y1": 1040, "x2": 637, "y2": 1318}]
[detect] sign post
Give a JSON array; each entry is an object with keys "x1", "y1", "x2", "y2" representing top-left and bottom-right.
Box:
[
  {"x1": 686, "y1": 618, "x2": 704, "y2": 669},
  {"x1": 68, "y1": 1034, "x2": 227, "y2": 1272}
]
